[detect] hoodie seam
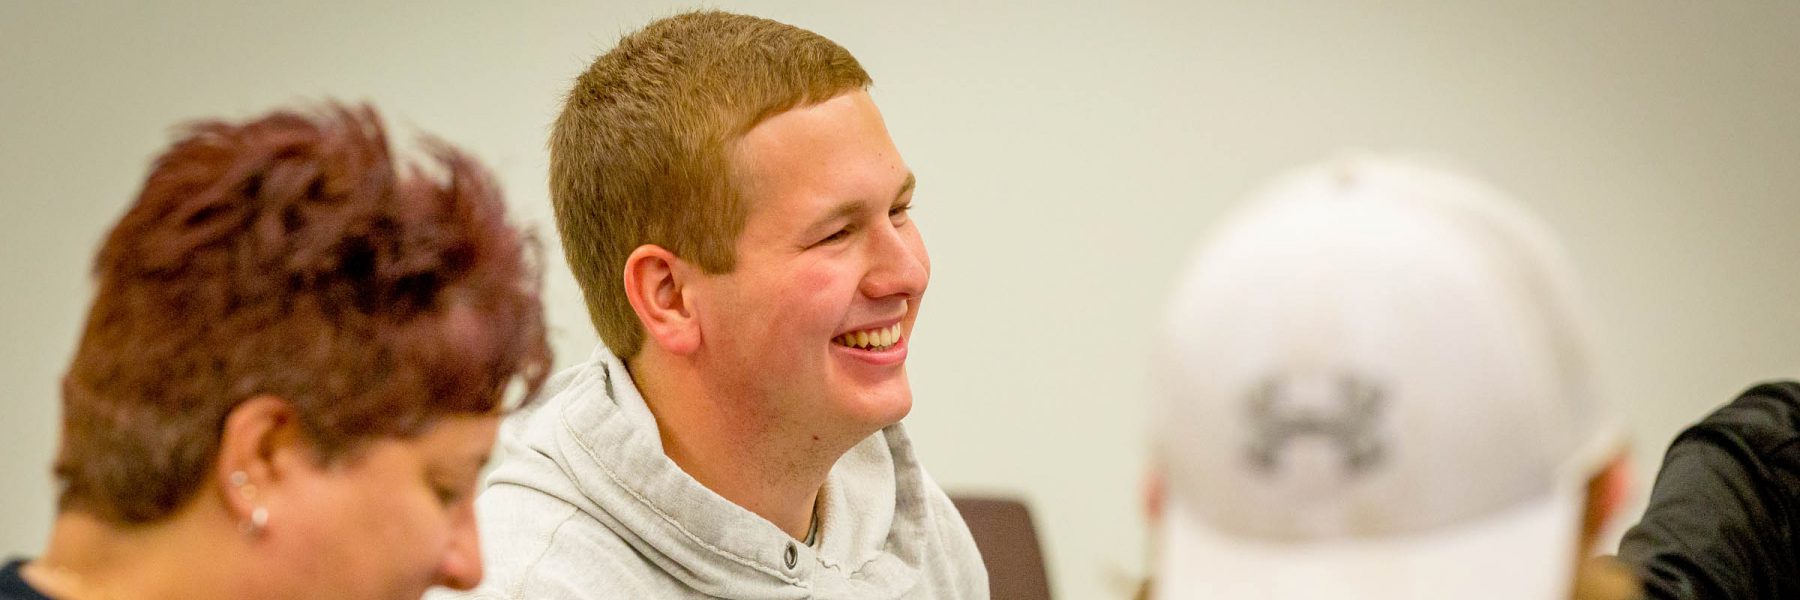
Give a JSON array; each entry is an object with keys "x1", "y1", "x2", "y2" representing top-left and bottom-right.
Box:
[
  {"x1": 559, "y1": 403, "x2": 807, "y2": 588},
  {"x1": 812, "y1": 428, "x2": 911, "y2": 579},
  {"x1": 505, "y1": 499, "x2": 584, "y2": 600}
]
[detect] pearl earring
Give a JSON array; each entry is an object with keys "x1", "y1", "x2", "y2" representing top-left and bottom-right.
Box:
[{"x1": 230, "y1": 470, "x2": 269, "y2": 536}]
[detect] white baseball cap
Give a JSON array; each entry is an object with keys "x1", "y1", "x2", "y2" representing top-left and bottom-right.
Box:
[{"x1": 1150, "y1": 155, "x2": 1623, "y2": 600}]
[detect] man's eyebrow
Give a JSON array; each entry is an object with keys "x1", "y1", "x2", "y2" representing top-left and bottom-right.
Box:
[
  {"x1": 807, "y1": 201, "x2": 865, "y2": 235},
  {"x1": 804, "y1": 173, "x2": 917, "y2": 235},
  {"x1": 894, "y1": 172, "x2": 916, "y2": 202}
]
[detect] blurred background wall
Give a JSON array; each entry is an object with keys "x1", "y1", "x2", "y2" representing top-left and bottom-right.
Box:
[{"x1": 3, "y1": 2, "x2": 1797, "y2": 598}]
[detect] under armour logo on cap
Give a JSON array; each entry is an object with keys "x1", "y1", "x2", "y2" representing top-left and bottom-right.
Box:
[{"x1": 1244, "y1": 373, "x2": 1387, "y2": 479}]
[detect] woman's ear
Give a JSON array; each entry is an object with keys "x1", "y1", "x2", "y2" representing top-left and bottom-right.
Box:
[
  {"x1": 622, "y1": 244, "x2": 701, "y2": 356},
  {"x1": 213, "y1": 395, "x2": 305, "y2": 534}
]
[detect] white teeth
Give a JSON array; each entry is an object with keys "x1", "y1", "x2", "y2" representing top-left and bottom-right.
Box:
[{"x1": 836, "y1": 324, "x2": 903, "y2": 349}]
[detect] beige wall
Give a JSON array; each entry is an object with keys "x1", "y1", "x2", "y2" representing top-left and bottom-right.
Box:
[{"x1": 3, "y1": 2, "x2": 1797, "y2": 598}]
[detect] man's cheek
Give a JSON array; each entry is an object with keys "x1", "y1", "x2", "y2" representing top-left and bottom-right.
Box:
[{"x1": 789, "y1": 264, "x2": 847, "y2": 301}]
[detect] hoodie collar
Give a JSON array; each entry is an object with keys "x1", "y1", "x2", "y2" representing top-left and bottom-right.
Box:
[{"x1": 527, "y1": 345, "x2": 930, "y2": 598}]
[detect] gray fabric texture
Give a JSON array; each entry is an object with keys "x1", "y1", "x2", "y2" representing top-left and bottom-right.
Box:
[{"x1": 430, "y1": 345, "x2": 988, "y2": 600}]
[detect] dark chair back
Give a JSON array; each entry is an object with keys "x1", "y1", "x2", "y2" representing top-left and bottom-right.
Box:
[{"x1": 950, "y1": 495, "x2": 1053, "y2": 600}]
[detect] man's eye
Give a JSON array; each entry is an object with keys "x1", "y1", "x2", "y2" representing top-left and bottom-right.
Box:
[
  {"x1": 818, "y1": 227, "x2": 852, "y2": 245},
  {"x1": 889, "y1": 203, "x2": 912, "y2": 223}
]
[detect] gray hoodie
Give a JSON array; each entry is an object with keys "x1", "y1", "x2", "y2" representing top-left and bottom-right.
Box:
[{"x1": 433, "y1": 346, "x2": 989, "y2": 599}]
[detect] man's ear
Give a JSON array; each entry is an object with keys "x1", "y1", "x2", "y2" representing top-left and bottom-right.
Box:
[
  {"x1": 1142, "y1": 468, "x2": 1166, "y2": 526},
  {"x1": 213, "y1": 395, "x2": 308, "y2": 525},
  {"x1": 1579, "y1": 451, "x2": 1633, "y2": 550},
  {"x1": 623, "y1": 244, "x2": 701, "y2": 356}
]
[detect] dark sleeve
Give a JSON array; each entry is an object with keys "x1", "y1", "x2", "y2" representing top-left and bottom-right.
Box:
[
  {"x1": 0, "y1": 559, "x2": 55, "y2": 600},
  {"x1": 1617, "y1": 382, "x2": 1800, "y2": 600}
]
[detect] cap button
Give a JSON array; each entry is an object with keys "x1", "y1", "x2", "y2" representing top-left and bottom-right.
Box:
[{"x1": 784, "y1": 542, "x2": 799, "y2": 569}]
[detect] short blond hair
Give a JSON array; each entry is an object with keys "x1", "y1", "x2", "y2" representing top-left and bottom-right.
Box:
[{"x1": 550, "y1": 10, "x2": 871, "y2": 358}]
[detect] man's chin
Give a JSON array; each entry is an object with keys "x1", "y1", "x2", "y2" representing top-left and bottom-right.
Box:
[{"x1": 836, "y1": 386, "x2": 914, "y2": 430}]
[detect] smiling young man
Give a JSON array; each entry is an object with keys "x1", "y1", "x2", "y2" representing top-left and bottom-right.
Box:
[{"x1": 437, "y1": 11, "x2": 988, "y2": 600}]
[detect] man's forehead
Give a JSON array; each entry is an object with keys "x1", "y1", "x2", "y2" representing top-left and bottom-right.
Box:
[
  {"x1": 728, "y1": 93, "x2": 908, "y2": 218},
  {"x1": 733, "y1": 93, "x2": 886, "y2": 169}
]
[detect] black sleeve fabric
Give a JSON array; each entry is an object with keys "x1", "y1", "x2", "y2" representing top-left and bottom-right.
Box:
[
  {"x1": 1617, "y1": 381, "x2": 1800, "y2": 600},
  {"x1": 0, "y1": 559, "x2": 53, "y2": 600}
]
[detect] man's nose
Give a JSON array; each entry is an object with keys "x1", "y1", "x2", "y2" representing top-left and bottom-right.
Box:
[{"x1": 859, "y1": 222, "x2": 929, "y2": 300}]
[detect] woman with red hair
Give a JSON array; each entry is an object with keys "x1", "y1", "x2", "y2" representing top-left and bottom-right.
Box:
[{"x1": 1, "y1": 103, "x2": 550, "y2": 600}]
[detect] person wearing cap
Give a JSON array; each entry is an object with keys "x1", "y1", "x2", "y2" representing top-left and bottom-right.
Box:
[
  {"x1": 429, "y1": 10, "x2": 987, "y2": 600},
  {"x1": 1617, "y1": 381, "x2": 1800, "y2": 598},
  {"x1": 1143, "y1": 155, "x2": 1642, "y2": 600}
]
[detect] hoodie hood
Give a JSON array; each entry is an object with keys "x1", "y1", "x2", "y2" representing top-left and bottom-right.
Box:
[{"x1": 481, "y1": 345, "x2": 953, "y2": 599}]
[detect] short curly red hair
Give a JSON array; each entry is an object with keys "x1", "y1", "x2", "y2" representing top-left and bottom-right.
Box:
[{"x1": 54, "y1": 103, "x2": 551, "y2": 524}]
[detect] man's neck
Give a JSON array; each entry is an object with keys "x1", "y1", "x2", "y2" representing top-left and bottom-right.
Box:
[{"x1": 628, "y1": 351, "x2": 869, "y2": 540}]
